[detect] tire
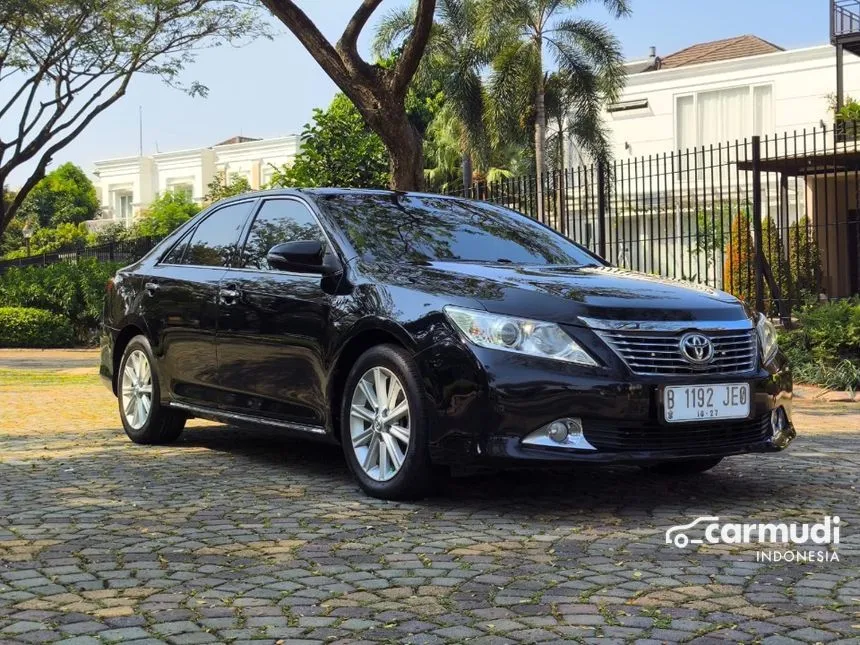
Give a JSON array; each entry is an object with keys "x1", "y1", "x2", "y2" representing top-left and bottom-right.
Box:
[
  {"x1": 117, "y1": 335, "x2": 185, "y2": 445},
  {"x1": 643, "y1": 457, "x2": 723, "y2": 476},
  {"x1": 340, "y1": 344, "x2": 433, "y2": 500}
]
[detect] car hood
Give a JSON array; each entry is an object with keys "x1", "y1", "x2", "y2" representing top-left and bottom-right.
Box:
[{"x1": 385, "y1": 261, "x2": 751, "y2": 325}]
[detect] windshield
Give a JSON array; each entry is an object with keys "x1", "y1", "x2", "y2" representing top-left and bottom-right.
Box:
[{"x1": 317, "y1": 193, "x2": 600, "y2": 266}]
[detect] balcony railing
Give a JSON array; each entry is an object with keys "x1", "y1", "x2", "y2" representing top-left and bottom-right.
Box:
[{"x1": 832, "y1": 0, "x2": 860, "y2": 41}]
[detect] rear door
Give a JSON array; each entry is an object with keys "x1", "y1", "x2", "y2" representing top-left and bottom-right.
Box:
[
  {"x1": 141, "y1": 199, "x2": 256, "y2": 406},
  {"x1": 216, "y1": 197, "x2": 334, "y2": 426}
]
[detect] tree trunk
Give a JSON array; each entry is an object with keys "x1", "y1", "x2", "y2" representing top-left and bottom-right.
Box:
[
  {"x1": 534, "y1": 55, "x2": 546, "y2": 221},
  {"x1": 378, "y1": 111, "x2": 424, "y2": 191},
  {"x1": 461, "y1": 152, "x2": 472, "y2": 196}
]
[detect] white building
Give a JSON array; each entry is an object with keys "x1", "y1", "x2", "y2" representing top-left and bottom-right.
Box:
[
  {"x1": 599, "y1": 36, "x2": 860, "y2": 160},
  {"x1": 92, "y1": 134, "x2": 300, "y2": 223}
]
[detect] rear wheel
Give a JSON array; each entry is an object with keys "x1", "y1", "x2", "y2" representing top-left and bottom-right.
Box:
[
  {"x1": 643, "y1": 457, "x2": 723, "y2": 475},
  {"x1": 118, "y1": 335, "x2": 185, "y2": 445},
  {"x1": 341, "y1": 344, "x2": 433, "y2": 500}
]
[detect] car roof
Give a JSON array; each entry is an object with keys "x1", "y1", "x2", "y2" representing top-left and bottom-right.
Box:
[{"x1": 215, "y1": 187, "x2": 461, "y2": 205}]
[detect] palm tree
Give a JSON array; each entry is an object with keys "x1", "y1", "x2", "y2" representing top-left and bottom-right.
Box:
[
  {"x1": 374, "y1": 0, "x2": 489, "y2": 191},
  {"x1": 484, "y1": 0, "x2": 629, "y2": 177}
]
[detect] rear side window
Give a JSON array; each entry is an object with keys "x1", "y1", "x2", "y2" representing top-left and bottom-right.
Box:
[
  {"x1": 241, "y1": 199, "x2": 327, "y2": 271},
  {"x1": 161, "y1": 230, "x2": 192, "y2": 264},
  {"x1": 183, "y1": 201, "x2": 253, "y2": 267}
]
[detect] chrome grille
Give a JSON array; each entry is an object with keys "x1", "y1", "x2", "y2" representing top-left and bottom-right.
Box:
[{"x1": 597, "y1": 329, "x2": 758, "y2": 375}]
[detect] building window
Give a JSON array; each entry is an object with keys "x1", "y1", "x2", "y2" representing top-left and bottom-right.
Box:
[
  {"x1": 170, "y1": 183, "x2": 193, "y2": 201},
  {"x1": 116, "y1": 192, "x2": 133, "y2": 221},
  {"x1": 676, "y1": 85, "x2": 773, "y2": 149}
]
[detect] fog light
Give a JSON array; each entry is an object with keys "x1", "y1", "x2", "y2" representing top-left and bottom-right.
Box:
[
  {"x1": 548, "y1": 421, "x2": 569, "y2": 443},
  {"x1": 522, "y1": 417, "x2": 596, "y2": 451}
]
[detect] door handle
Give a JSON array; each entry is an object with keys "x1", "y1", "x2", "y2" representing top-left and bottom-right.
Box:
[
  {"x1": 144, "y1": 282, "x2": 159, "y2": 295},
  {"x1": 219, "y1": 287, "x2": 240, "y2": 305}
]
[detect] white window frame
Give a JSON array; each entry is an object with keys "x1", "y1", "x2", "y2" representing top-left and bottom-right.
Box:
[{"x1": 674, "y1": 83, "x2": 774, "y2": 150}]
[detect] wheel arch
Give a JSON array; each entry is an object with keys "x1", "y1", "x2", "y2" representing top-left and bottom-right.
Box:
[
  {"x1": 111, "y1": 321, "x2": 149, "y2": 395},
  {"x1": 328, "y1": 322, "x2": 415, "y2": 443}
]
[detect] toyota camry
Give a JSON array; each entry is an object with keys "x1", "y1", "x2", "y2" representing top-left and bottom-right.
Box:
[{"x1": 100, "y1": 189, "x2": 795, "y2": 499}]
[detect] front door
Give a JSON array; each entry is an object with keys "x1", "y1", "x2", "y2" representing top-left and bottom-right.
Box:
[
  {"x1": 216, "y1": 197, "x2": 335, "y2": 426},
  {"x1": 142, "y1": 199, "x2": 256, "y2": 406}
]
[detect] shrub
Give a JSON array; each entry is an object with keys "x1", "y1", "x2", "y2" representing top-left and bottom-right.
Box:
[
  {"x1": 778, "y1": 299, "x2": 860, "y2": 392},
  {"x1": 0, "y1": 307, "x2": 74, "y2": 348},
  {"x1": 131, "y1": 191, "x2": 200, "y2": 238},
  {"x1": 2, "y1": 222, "x2": 91, "y2": 259},
  {"x1": 0, "y1": 259, "x2": 122, "y2": 344},
  {"x1": 722, "y1": 213, "x2": 813, "y2": 314}
]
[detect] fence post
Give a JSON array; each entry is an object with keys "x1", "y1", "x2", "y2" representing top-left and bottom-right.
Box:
[
  {"x1": 751, "y1": 136, "x2": 765, "y2": 313},
  {"x1": 597, "y1": 161, "x2": 607, "y2": 259}
]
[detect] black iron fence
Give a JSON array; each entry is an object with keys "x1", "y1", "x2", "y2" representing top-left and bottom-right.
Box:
[
  {"x1": 0, "y1": 236, "x2": 158, "y2": 272},
  {"x1": 453, "y1": 123, "x2": 860, "y2": 319},
  {"x1": 3, "y1": 123, "x2": 860, "y2": 320}
]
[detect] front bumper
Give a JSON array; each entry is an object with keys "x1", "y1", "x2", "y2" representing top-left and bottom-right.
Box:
[{"x1": 416, "y1": 336, "x2": 795, "y2": 467}]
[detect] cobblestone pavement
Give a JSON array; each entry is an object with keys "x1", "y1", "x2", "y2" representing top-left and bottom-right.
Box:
[{"x1": 0, "y1": 351, "x2": 859, "y2": 644}]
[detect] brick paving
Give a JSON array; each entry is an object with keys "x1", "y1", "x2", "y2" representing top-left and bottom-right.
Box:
[{"x1": 0, "y1": 349, "x2": 858, "y2": 643}]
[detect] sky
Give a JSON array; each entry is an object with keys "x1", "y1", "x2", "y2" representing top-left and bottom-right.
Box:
[{"x1": 7, "y1": 0, "x2": 833, "y2": 184}]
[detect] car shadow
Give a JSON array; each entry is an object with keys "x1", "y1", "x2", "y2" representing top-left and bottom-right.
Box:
[{"x1": 172, "y1": 423, "x2": 796, "y2": 512}]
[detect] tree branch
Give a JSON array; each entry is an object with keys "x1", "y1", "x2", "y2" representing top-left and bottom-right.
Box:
[
  {"x1": 261, "y1": 0, "x2": 353, "y2": 89},
  {"x1": 391, "y1": 0, "x2": 437, "y2": 94}
]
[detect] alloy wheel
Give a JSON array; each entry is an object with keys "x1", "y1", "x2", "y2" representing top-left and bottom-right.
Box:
[
  {"x1": 349, "y1": 366, "x2": 411, "y2": 482},
  {"x1": 121, "y1": 349, "x2": 153, "y2": 430}
]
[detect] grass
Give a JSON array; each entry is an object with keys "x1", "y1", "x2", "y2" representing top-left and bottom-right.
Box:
[{"x1": 0, "y1": 368, "x2": 99, "y2": 387}]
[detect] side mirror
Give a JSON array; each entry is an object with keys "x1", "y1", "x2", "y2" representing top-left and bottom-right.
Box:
[{"x1": 266, "y1": 240, "x2": 338, "y2": 275}]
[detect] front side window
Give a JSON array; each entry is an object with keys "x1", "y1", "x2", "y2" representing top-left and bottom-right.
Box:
[
  {"x1": 241, "y1": 199, "x2": 326, "y2": 271},
  {"x1": 318, "y1": 194, "x2": 598, "y2": 266},
  {"x1": 183, "y1": 201, "x2": 254, "y2": 267}
]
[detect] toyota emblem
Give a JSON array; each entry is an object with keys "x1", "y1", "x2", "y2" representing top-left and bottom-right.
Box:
[{"x1": 679, "y1": 332, "x2": 714, "y2": 365}]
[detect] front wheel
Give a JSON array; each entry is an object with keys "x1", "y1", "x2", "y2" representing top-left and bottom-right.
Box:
[
  {"x1": 341, "y1": 344, "x2": 433, "y2": 500},
  {"x1": 117, "y1": 335, "x2": 185, "y2": 445},
  {"x1": 643, "y1": 457, "x2": 723, "y2": 476}
]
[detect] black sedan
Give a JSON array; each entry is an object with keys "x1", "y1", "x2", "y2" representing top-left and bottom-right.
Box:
[{"x1": 100, "y1": 189, "x2": 795, "y2": 499}]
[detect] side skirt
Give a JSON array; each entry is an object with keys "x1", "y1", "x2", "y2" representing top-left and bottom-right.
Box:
[{"x1": 167, "y1": 401, "x2": 328, "y2": 437}]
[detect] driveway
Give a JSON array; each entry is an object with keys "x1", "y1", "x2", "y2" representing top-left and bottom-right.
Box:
[{"x1": 0, "y1": 349, "x2": 858, "y2": 644}]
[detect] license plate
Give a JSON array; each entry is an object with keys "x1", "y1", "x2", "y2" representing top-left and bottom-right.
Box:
[{"x1": 663, "y1": 383, "x2": 750, "y2": 423}]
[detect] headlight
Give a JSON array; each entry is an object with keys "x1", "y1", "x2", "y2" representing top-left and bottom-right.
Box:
[
  {"x1": 443, "y1": 306, "x2": 598, "y2": 366},
  {"x1": 756, "y1": 313, "x2": 778, "y2": 364}
]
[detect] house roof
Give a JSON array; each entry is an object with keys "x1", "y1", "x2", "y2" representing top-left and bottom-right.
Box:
[
  {"x1": 658, "y1": 35, "x2": 784, "y2": 69},
  {"x1": 214, "y1": 135, "x2": 261, "y2": 146}
]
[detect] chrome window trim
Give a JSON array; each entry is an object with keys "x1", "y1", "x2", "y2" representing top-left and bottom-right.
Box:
[
  {"x1": 579, "y1": 317, "x2": 754, "y2": 332},
  {"x1": 236, "y1": 195, "x2": 337, "y2": 273},
  {"x1": 168, "y1": 401, "x2": 326, "y2": 435},
  {"x1": 156, "y1": 197, "x2": 261, "y2": 268}
]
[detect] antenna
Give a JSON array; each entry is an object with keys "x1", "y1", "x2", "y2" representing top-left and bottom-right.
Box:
[{"x1": 138, "y1": 106, "x2": 143, "y2": 156}]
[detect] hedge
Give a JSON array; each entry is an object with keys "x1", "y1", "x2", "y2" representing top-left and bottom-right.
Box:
[
  {"x1": 0, "y1": 307, "x2": 75, "y2": 348},
  {"x1": 0, "y1": 258, "x2": 121, "y2": 344},
  {"x1": 779, "y1": 299, "x2": 860, "y2": 392}
]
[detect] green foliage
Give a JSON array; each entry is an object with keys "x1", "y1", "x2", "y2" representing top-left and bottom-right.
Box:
[
  {"x1": 91, "y1": 221, "x2": 132, "y2": 245},
  {"x1": 3, "y1": 222, "x2": 92, "y2": 258},
  {"x1": 786, "y1": 217, "x2": 822, "y2": 303},
  {"x1": 0, "y1": 259, "x2": 122, "y2": 344},
  {"x1": 834, "y1": 96, "x2": 860, "y2": 121},
  {"x1": 779, "y1": 300, "x2": 860, "y2": 392},
  {"x1": 0, "y1": 215, "x2": 25, "y2": 256},
  {"x1": 483, "y1": 0, "x2": 629, "y2": 168},
  {"x1": 0, "y1": 307, "x2": 75, "y2": 348},
  {"x1": 132, "y1": 191, "x2": 201, "y2": 238},
  {"x1": 0, "y1": 0, "x2": 267, "y2": 238},
  {"x1": 17, "y1": 163, "x2": 100, "y2": 227},
  {"x1": 205, "y1": 171, "x2": 252, "y2": 204},
  {"x1": 721, "y1": 212, "x2": 814, "y2": 314},
  {"x1": 270, "y1": 94, "x2": 390, "y2": 189}
]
